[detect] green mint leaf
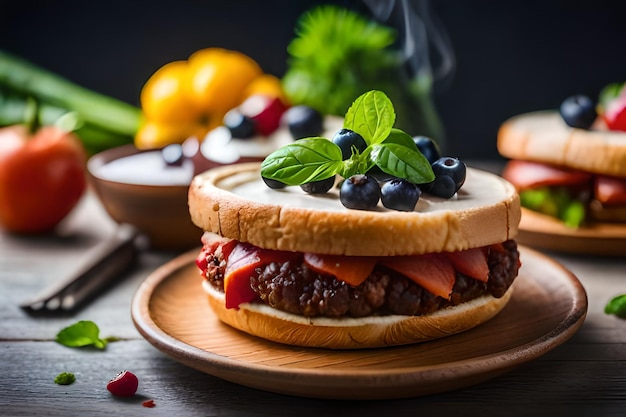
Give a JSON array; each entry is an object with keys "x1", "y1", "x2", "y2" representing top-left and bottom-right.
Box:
[
  {"x1": 344, "y1": 90, "x2": 395, "y2": 145},
  {"x1": 261, "y1": 138, "x2": 344, "y2": 185},
  {"x1": 54, "y1": 372, "x2": 76, "y2": 385},
  {"x1": 56, "y1": 320, "x2": 109, "y2": 350},
  {"x1": 605, "y1": 295, "x2": 626, "y2": 318},
  {"x1": 371, "y1": 142, "x2": 435, "y2": 184}
]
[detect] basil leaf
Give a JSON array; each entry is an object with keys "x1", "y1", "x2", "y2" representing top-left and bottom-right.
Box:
[
  {"x1": 261, "y1": 138, "x2": 344, "y2": 185},
  {"x1": 371, "y1": 143, "x2": 435, "y2": 184},
  {"x1": 56, "y1": 320, "x2": 108, "y2": 349},
  {"x1": 383, "y1": 128, "x2": 417, "y2": 149},
  {"x1": 605, "y1": 294, "x2": 626, "y2": 318},
  {"x1": 344, "y1": 90, "x2": 395, "y2": 145}
]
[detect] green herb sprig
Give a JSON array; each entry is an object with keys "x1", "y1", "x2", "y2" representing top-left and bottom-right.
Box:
[
  {"x1": 261, "y1": 90, "x2": 435, "y2": 186},
  {"x1": 56, "y1": 320, "x2": 119, "y2": 350},
  {"x1": 54, "y1": 372, "x2": 76, "y2": 385}
]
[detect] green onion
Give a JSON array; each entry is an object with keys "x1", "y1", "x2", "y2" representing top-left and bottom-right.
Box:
[{"x1": 0, "y1": 50, "x2": 141, "y2": 137}]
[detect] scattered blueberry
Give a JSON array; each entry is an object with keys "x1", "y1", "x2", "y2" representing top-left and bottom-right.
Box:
[
  {"x1": 332, "y1": 129, "x2": 368, "y2": 160},
  {"x1": 161, "y1": 143, "x2": 184, "y2": 166},
  {"x1": 262, "y1": 176, "x2": 288, "y2": 189},
  {"x1": 431, "y1": 157, "x2": 466, "y2": 192},
  {"x1": 425, "y1": 174, "x2": 457, "y2": 199},
  {"x1": 223, "y1": 109, "x2": 256, "y2": 138},
  {"x1": 339, "y1": 174, "x2": 380, "y2": 210},
  {"x1": 412, "y1": 136, "x2": 441, "y2": 164},
  {"x1": 560, "y1": 95, "x2": 597, "y2": 129},
  {"x1": 301, "y1": 176, "x2": 335, "y2": 194},
  {"x1": 381, "y1": 178, "x2": 421, "y2": 211},
  {"x1": 282, "y1": 105, "x2": 324, "y2": 139}
]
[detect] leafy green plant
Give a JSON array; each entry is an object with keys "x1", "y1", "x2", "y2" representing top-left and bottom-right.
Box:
[
  {"x1": 282, "y1": 5, "x2": 443, "y2": 141},
  {"x1": 261, "y1": 90, "x2": 434, "y2": 185}
]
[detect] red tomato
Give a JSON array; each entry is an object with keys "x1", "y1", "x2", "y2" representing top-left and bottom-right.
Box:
[{"x1": 0, "y1": 125, "x2": 87, "y2": 233}]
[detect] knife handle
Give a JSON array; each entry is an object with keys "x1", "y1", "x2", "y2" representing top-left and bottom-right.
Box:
[{"x1": 20, "y1": 223, "x2": 140, "y2": 314}]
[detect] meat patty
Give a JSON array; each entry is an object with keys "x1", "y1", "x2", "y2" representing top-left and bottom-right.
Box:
[{"x1": 202, "y1": 240, "x2": 520, "y2": 318}]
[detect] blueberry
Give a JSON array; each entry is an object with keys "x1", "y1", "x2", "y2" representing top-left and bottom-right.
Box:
[
  {"x1": 560, "y1": 95, "x2": 597, "y2": 129},
  {"x1": 381, "y1": 178, "x2": 421, "y2": 211},
  {"x1": 223, "y1": 109, "x2": 256, "y2": 138},
  {"x1": 262, "y1": 176, "x2": 287, "y2": 189},
  {"x1": 424, "y1": 175, "x2": 457, "y2": 199},
  {"x1": 300, "y1": 176, "x2": 335, "y2": 194},
  {"x1": 332, "y1": 129, "x2": 368, "y2": 160},
  {"x1": 161, "y1": 144, "x2": 184, "y2": 166},
  {"x1": 431, "y1": 157, "x2": 466, "y2": 192},
  {"x1": 281, "y1": 105, "x2": 324, "y2": 139},
  {"x1": 339, "y1": 174, "x2": 380, "y2": 210},
  {"x1": 412, "y1": 136, "x2": 441, "y2": 164}
]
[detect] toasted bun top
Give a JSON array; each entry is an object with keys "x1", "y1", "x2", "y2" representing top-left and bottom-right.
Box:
[
  {"x1": 188, "y1": 163, "x2": 520, "y2": 256},
  {"x1": 497, "y1": 110, "x2": 626, "y2": 177}
]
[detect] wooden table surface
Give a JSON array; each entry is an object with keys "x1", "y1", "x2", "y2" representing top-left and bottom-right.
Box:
[{"x1": 1, "y1": 184, "x2": 626, "y2": 417}]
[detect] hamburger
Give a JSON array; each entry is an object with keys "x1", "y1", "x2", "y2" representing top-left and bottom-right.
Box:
[
  {"x1": 497, "y1": 94, "x2": 626, "y2": 229},
  {"x1": 189, "y1": 91, "x2": 522, "y2": 349}
]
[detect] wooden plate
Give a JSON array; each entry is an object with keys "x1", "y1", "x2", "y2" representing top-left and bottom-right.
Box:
[
  {"x1": 131, "y1": 246, "x2": 587, "y2": 400},
  {"x1": 518, "y1": 208, "x2": 626, "y2": 256}
]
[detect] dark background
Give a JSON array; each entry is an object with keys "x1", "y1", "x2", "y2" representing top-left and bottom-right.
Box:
[{"x1": 2, "y1": 0, "x2": 626, "y2": 160}]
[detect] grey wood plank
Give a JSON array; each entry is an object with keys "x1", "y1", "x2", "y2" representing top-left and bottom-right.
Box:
[{"x1": 2, "y1": 340, "x2": 626, "y2": 417}]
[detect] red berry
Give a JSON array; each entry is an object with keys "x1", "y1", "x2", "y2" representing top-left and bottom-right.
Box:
[
  {"x1": 239, "y1": 95, "x2": 288, "y2": 136},
  {"x1": 106, "y1": 370, "x2": 138, "y2": 397},
  {"x1": 603, "y1": 97, "x2": 626, "y2": 131}
]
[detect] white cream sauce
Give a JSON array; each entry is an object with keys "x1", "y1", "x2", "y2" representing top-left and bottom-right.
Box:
[{"x1": 220, "y1": 167, "x2": 516, "y2": 214}]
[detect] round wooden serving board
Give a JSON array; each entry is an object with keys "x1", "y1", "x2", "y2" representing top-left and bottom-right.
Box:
[
  {"x1": 518, "y1": 208, "x2": 626, "y2": 256},
  {"x1": 131, "y1": 246, "x2": 587, "y2": 400}
]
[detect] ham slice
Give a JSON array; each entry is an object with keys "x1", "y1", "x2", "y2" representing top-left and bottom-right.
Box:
[
  {"x1": 501, "y1": 160, "x2": 592, "y2": 190},
  {"x1": 595, "y1": 175, "x2": 626, "y2": 205},
  {"x1": 379, "y1": 253, "x2": 456, "y2": 300},
  {"x1": 303, "y1": 253, "x2": 377, "y2": 287}
]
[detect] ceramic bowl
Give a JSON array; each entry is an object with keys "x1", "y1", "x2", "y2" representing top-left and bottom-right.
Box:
[{"x1": 87, "y1": 144, "x2": 202, "y2": 251}]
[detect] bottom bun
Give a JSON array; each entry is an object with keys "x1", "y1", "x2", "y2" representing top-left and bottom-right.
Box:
[{"x1": 203, "y1": 281, "x2": 513, "y2": 349}]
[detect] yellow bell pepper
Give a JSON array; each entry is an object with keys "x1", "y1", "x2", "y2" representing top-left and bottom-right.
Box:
[{"x1": 135, "y1": 48, "x2": 285, "y2": 149}]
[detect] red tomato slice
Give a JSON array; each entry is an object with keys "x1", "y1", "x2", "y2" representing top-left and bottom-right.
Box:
[
  {"x1": 224, "y1": 243, "x2": 299, "y2": 309},
  {"x1": 501, "y1": 160, "x2": 592, "y2": 190},
  {"x1": 379, "y1": 254, "x2": 455, "y2": 299},
  {"x1": 595, "y1": 175, "x2": 626, "y2": 205},
  {"x1": 303, "y1": 253, "x2": 377, "y2": 287},
  {"x1": 445, "y1": 248, "x2": 489, "y2": 282}
]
